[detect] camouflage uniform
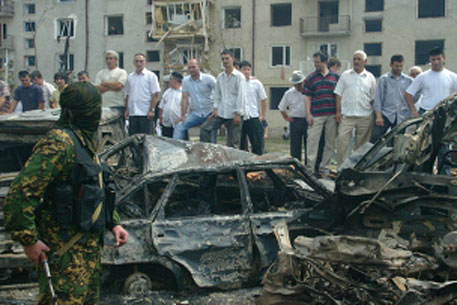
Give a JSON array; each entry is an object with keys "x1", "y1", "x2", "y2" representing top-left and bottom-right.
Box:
[{"x1": 4, "y1": 82, "x2": 120, "y2": 305}]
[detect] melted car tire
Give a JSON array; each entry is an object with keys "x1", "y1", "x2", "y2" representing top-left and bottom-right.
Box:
[{"x1": 123, "y1": 272, "x2": 153, "y2": 297}]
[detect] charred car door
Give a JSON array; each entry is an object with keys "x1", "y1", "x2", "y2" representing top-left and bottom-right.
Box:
[
  {"x1": 244, "y1": 165, "x2": 323, "y2": 271},
  {"x1": 151, "y1": 169, "x2": 253, "y2": 288}
]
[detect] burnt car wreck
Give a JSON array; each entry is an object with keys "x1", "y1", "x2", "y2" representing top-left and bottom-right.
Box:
[
  {"x1": 257, "y1": 93, "x2": 457, "y2": 304},
  {"x1": 93, "y1": 135, "x2": 330, "y2": 295}
]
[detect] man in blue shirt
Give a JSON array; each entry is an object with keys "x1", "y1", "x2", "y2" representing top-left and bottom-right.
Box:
[
  {"x1": 9, "y1": 70, "x2": 44, "y2": 113},
  {"x1": 173, "y1": 59, "x2": 216, "y2": 140}
]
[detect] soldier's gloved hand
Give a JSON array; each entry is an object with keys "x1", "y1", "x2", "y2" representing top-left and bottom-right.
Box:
[
  {"x1": 112, "y1": 225, "x2": 128, "y2": 247},
  {"x1": 24, "y1": 240, "x2": 50, "y2": 266}
]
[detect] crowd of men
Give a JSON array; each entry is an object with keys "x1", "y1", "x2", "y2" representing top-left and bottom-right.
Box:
[{"x1": 1, "y1": 46, "x2": 456, "y2": 176}]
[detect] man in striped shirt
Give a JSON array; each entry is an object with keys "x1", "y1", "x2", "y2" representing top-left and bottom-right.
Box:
[{"x1": 303, "y1": 51, "x2": 339, "y2": 175}]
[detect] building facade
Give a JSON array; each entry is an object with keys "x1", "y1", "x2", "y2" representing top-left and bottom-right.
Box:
[{"x1": 0, "y1": 0, "x2": 455, "y2": 135}]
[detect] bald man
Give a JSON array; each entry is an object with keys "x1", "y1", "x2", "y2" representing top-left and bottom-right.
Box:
[{"x1": 173, "y1": 59, "x2": 217, "y2": 140}]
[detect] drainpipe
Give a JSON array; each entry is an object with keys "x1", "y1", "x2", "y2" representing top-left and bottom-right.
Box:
[
  {"x1": 252, "y1": 0, "x2": 256, "y2": 74},
  {"x1": 85, "y1": 0, "x2": 89, "y2": 71}
]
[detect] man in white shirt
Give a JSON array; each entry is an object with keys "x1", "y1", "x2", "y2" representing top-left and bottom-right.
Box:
[
  {"x1": 405, "y1": 47, "x2": 457, "y2": 174},
  {"x1": 334, "y1": 50, "x2": 376, "y2": 166},
  {"x1": 124, "y1": 53, "x2": 161, "y2": 135},
  {"x1": 239, "y1": 61, "x2": 268, "y2": 155},
  {"x1": 278, "y1": 70, "x2": 307, "y2": 162},
  {"x1": 200, "y1": 49, "x2": 246, "y2": 148},
  {"x1": 95, "y1": 50, "x2": 128, "y2": 111},
  {"x1": 30, "y1": 70, "x2": 55, "y2": 110},
  {"x1": 159, "y1": 72, "x2": 183, "y2": 138}
]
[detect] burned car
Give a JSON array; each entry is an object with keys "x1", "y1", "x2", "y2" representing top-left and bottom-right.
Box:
[
  {"x1": 257, "y1": 93, "x2": 457, "y2": 304},
  {"x1": 99, "y1": 135, "x2": 330, "y2": 295}
]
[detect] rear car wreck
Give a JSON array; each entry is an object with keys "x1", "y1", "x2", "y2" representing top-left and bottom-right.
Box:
[
  {"x1": 98, "y1": 135, "x2": 331, "y2": 294},
  {"x1": 257, "y1": 93, "x2": 457, "y2": 304}
]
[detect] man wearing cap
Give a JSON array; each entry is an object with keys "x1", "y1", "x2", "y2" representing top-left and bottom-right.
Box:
[
  {"x1": 279, "y1": 70, "x2": 307, "y2": 161},
  {"x1": 334, "y1": 50, "x2": 376, "y2": 166},
  {"x1": 95, "y1": 50, "x2": 128, "y2": 112},
  {"x1": 159, "y1": 72, "x2": 183, "y2": 138},
  {"x1": 124, "y1": 53, "x2": 161, "y2": 135}
]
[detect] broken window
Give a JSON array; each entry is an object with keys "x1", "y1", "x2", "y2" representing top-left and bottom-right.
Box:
[
  {"x1": 25, "y1": 38, "x2": 34, "y2": 48},
  {"x1": 415, "y1": 39, "x2": 444, "y2": 65},
  {"x1": 271, "y1": 3, "x2": 292, "y2": 26},
  {"x1": 364, "y1": 42, "x2": 382, "y2": 56},
  {"x1": 224, "y1": 7, "x2": 241, "y2": 29},
  {"x1": 25, "y1": 3, "x2": 35, "y2": 14},
  {"x1": 146, "y1": 31, "x2": 158, "y2": 42},
  {"x1": 147, "y1": 50, "x2": 160, "y2": 62},
  {"x1": 270, "y1": 87, "x2": 288, "y2": 110},
  {"x1": 418, "y1": 0, "x2": 445, "y2": 18},
  {"x1": 25, "y1": 56, "x2": 35, "y2": 67},
  {"x1": 57, "y1": 53, "x2": 74, "y2": 72},
  {"x1": 271, "y1": 45, "x2": 290, "y2": 67},
  {"x1": 56, "y1": 19, "x2": 74, "y2": 38},
  {"x1": 164, "y1": 171, "x2": 242, "y2": 219},
  {"x1": 320, "y1": 43, "x2": 338, "y2": 57},
  {"x1": 319, "y1": 1, "x2": 339, "y2": 32},
  {"x1": 365, "y1": 0, "x2": 384, "y2": 12},
  {"x1": 365, "y1": 65, "x2": 381, "y2": 77},
  {"x1": 146, "y1": 12, "x2": 152, "y2": 24},
  {"x1": 166, "y1": 2, "x2": 191, "y2": 25},
  {"x1": 365, "y1": 19, "x2": 382, "y2": 32},
  {"x1": 2, "y1": 23, "x2": 6, "y2": 40},
  {"x1": 24, "y1": 22, "x2": 35, "y2": 32},
  {"x1": 106, "y1": 15, "x2": 124, "y2": 35}
]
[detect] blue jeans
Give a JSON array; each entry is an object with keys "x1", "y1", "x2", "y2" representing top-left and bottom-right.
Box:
[{"x1": 173, "y1": 112, "x2": 217, "y2": 143}]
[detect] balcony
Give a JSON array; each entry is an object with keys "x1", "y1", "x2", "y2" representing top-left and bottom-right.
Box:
[
  {"x1": 0, "y1": 35, "x2": 14, "y2": 50},
  {"x1": 300, "y1": 15, "x2": 350, "y2": 38},
  {"x1": 0, "y1": 0, "x2": 14, "y2": 17}
]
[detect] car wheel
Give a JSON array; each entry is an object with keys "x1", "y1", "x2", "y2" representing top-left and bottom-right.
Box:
[{"x1": 123, "y1": 271, "x2": 152, "y2": 297}]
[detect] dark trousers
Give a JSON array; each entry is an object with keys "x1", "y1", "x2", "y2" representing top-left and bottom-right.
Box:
[
  {"x1": 129, "y1": 116, "x2": 153, "y2": 136},
  {"x1": 240, "y1": 117, "x2": 264, "y2": 155},
  {"x1": 290, "y1": 118, "x2": 308, "y2": 162},
  {"x1": 370, "y1": 114, "x2": 395, "y2": 145},
  {"x1": 315, "y1": 129, "x2": 325, "y2": 172},
  {"x1": 161, "y1": 125, "x2": 174, "y2": 138}
]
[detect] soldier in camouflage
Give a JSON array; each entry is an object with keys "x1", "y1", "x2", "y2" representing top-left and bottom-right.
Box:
[{"x1": 4, "y1": 82, "x2": 128, "y2": 304}]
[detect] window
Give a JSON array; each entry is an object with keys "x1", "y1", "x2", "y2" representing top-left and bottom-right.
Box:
[
  {"x1": 147, "y1": 0, "x2": 153, "y2": 4},
  {"x1": 365, "y1": 0, "x2": 384, "y2": 12},
  {"x1": 25, "y1": 22, "x2": 36, "y2": 32},
  {"x1": 320, "y1": 43, "x2": 338, "y2": 57},
  {"x1": 364, "y1": 42, "x2": 382, "y2": 56},
  {"x1": 57, "y1": 54, "x2": 74, "y2": 71},
  {"x1": 2, "y1": 24, "x2": 7, "y2": 40},
  {"x1": 58, "y1": 0, "x2": 73, "y2": 2},
  {"x1": 146, "y1": 12, "x2": 152, "y2": 24},
  {"x1": 271, "y1": 45, "x2": 290, "y2": 67},
  {"x1": 25, "y1": 56, "x2": 36, "y2": 67},
  {"x1": 227, "y1": 47, "x2": 242, "y2": 61},
  {"x1": 25, "y1": 4, "x2": 35, "y2": 14},
  {"x1": 118, "y1": 52, "x2": 124, "y2": 69},
  {"x1": 365, "y1": 19, "x2": 382, "y2": 32},
  {"x1": 25, "y1": 38, "x2": 34, "y2": 49},
  {"x1": 146, "y1": 31, "x2": 158, "y2": 42},
  {"x1": 56, "y1": 19, "x2": 75, "y2": 38},
  {"x1": 418, "y1": 0, "x2": 445, "y2": 18},
  {"x1": 106, "y1": 16, "x2": 124, "y2": 35},
  {"x1": 223, "y1": 7, "x2": 241, "y2": 29},
  {"x1": 147, "y1": 50, "x2": 160, "y2": 62},
  {"x1": 152, "y1": 70, "x2": 160, "y2": 81},
  {"x1": 365, "y1": 65, "x2": 381, "y2": 77},
  {"x1": 415, "y1": 40, "x2": 445, "y2": 65},
  {"x1": 271, "y1": 3, "x2": 292, "y2": 26},
  {"x1": 270, "y1": 87, "x2": 288, "y2": 109}
]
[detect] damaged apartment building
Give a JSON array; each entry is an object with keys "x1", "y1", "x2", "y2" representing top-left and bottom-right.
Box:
[{"x1": 1, "y1": 0, "x2": 457, "y2": 134}]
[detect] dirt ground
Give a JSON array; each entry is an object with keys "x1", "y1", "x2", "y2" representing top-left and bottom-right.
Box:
[{"x1": 0, "y1": 286, "x2": 260, "y2": 305}]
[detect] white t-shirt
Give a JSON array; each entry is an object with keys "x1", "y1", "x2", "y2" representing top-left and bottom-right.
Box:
[
  {"x1": 278, "y1": 87, "x2": 306, "y2": 118},
  {"x1": 125, "y1": 69, "x2": 160, "y2": 116},
  {"x1": 95, "y1": 67, "x2": 128, "y2": 108},
  {"x1": 334, "y1": 69, "x2": 376, "y2": 117},
  {"x1": 244, "y1": 78, "x2": 268, "y2": 120},
  {"x1": 159, "y1": 87, "x2": 182, "y2": 127},
  {"x1": 406, "y1": 68, "x2": 457, "y2": 110}
]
